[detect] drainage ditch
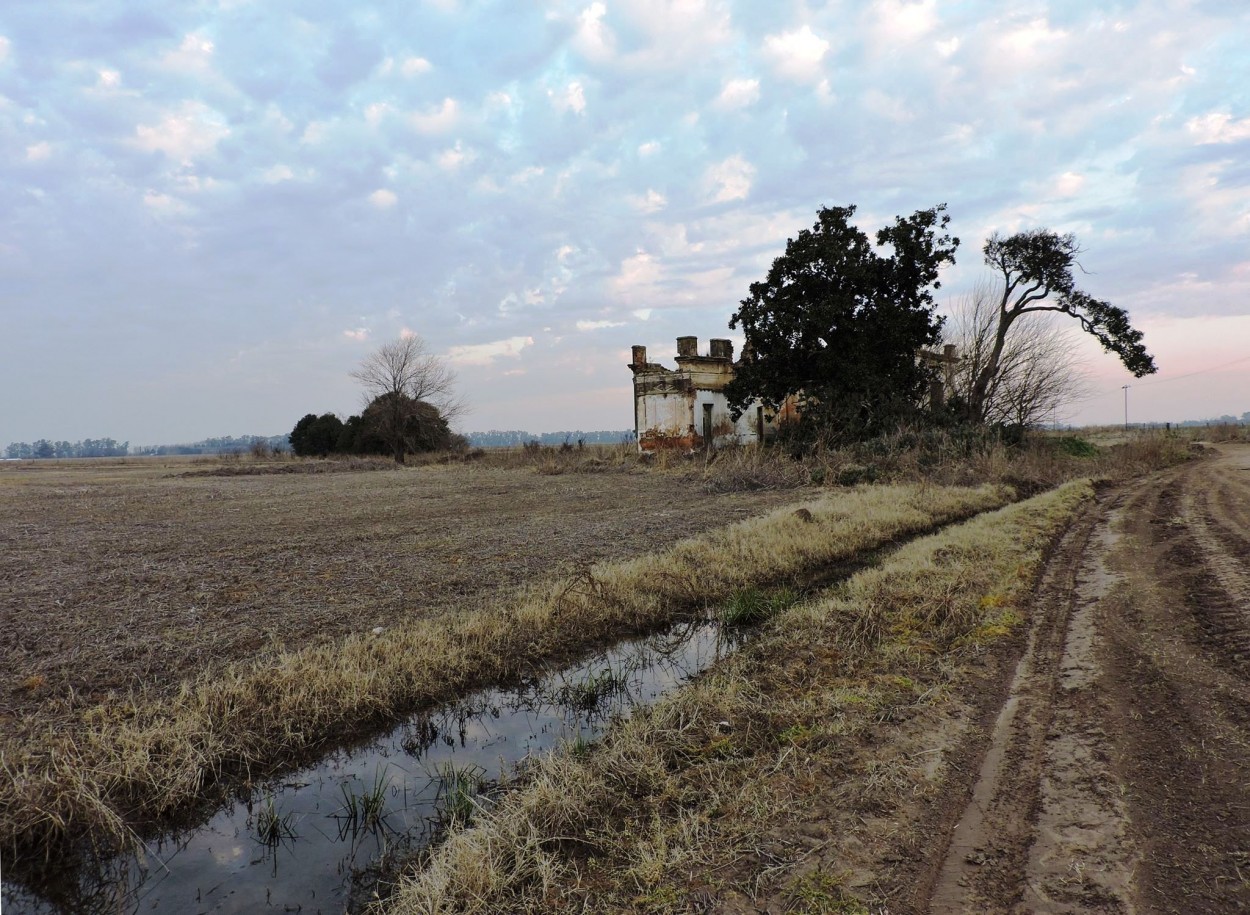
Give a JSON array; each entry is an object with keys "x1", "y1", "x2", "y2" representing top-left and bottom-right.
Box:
[{"x1": 5, "y1": 618, "x2": 745, "y2": 915}]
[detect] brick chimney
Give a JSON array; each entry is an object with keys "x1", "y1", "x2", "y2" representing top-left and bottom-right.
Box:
[
  {"x1": 676, "y1": 336, "x2": 698, "y2": 357},
  {"x1": 709, "y1": 338, "x2": 733, "y2": 359}
]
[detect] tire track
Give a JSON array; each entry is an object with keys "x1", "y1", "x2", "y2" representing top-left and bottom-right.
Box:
[
  {"x1": 924, "y1": 443, "x2": 1250, "y2": 914},
  {"x1": 926, "y1": 495, "x2": 1137, "y2": 914}
]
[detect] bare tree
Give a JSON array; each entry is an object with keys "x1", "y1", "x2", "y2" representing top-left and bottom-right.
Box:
[
  {"x1": 946, "y1": 282, "x2": 1091, "y2": 428},
  {"x1": 351, "y1": 335, "x2": 464, "y2": 463}
]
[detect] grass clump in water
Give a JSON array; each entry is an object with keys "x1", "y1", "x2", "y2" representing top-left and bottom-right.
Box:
[
  {"x1": 335, "y1": 765, "x2": 392, "y2": 837},
  {"x1": 719, "y1": 587, "x2": 802, "y2": 626},
  {"x1": 253, "y1": 794, "x2": 298, "y2": 847},
  {"x1": 434, "y1": 762, "x2": 485, "y2": 828}
]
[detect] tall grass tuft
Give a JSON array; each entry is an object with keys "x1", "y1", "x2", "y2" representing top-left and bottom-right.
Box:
[
  {"x1": 335, "y1": 766, "x2": 392, "y2": 837},
  {"x1": 434, "y1": 762, "x2": 485, "y2": 828},
  {"x1": 718, "y1": 587, "x2": 802, "y2": 626}
]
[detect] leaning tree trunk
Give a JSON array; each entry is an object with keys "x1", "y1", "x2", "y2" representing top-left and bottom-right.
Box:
[{"x1": 967, "y1": 309, "x2": 1014, "y2": 422}]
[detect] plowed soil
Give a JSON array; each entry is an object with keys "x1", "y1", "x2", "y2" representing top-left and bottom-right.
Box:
[
  {"x1": 918, "y1": 443, "x2": 1250, "y2": 913},
  {"x1": 0, "y1": 459, "x2": 799, "y2": 730}
]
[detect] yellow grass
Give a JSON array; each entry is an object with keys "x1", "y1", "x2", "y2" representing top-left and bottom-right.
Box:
[{"x1": 379, "y1": 480, "x2": 1094, "y2": 914}]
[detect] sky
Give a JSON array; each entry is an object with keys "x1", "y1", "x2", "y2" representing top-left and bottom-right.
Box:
[{"x1": 2, "y1": 0, "x2": 1248, "y2": 445}]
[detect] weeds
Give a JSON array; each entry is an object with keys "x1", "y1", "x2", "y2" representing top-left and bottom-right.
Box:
[
  {"x1": 554, "y1": 665, "x2": 630, "y2": 713},
  {"x1": 697, "y1": 425, "x2": 1193, "y2": 494},
  {"x1": 719, "y1": 587, "x2": 802, "y2": 626},
  {"x1": 434, "y1": 762, "x2": 485, "y2": 828},
  {"x1": 253, "y1": 794, "x2": 298, "y2": 847},
  {"x1": 335, "y1": 766, "x2": 393, "y2": 837}
]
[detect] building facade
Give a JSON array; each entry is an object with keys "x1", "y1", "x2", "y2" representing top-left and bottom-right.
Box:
[{"x1": 628, "y1": 336, "x2": 797, "y2": 452}]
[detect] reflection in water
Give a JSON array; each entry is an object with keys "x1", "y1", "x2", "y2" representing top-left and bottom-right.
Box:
[{"x1": 5, "y1": 619, "x2": 741, "y2": 915}]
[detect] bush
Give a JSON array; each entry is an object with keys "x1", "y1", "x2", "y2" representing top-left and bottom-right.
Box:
[{"x1": 1054, "y1": 436, "x2": 1098, "y2": 458}]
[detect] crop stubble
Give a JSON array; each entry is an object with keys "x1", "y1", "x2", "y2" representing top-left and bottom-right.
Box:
[{"x1": 0, "y1": 460, "x2": 799, "y2": 729}]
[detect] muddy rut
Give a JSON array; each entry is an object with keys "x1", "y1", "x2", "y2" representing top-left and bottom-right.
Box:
[{"x1": 923, "y1": 444, "x2": 1250, "y2": 914}]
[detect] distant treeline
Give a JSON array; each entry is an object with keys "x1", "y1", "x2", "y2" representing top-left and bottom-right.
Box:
[
  {"x1": 4, "y1": 438, "x2": 131, "y2": 459},
  {"x1": 1174, "y1": 412, "x2": 1250, "y2": 427},
  {"x1": 3, "y1": 434, "x2": 292, "y2": 458},
  {"x1": 466, "y1": 430, "x2": 635, "y2": 448},
  {"x1": 132, "y1": 434, "x2": 290, "y2": 456}
]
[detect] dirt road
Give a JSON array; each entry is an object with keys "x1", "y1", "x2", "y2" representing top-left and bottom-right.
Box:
[{"x1": 924, "y1": 444, "x2": 1250, "y2": 913}]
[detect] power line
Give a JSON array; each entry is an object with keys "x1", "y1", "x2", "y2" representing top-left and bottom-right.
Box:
[
  {"x1": 1093, "y1": 353, "x2": 1250, "y2": 398},
  {"x1": 1132, "y1": 353, "x2": 1250, "y2": 388}
]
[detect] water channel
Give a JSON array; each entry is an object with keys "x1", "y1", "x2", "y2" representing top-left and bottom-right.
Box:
[{"x1": 4, "y1": 618, "x2": 744, "y2": 914}]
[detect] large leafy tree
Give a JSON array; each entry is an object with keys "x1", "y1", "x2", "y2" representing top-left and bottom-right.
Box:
[
  {"x1": 967, "y1": 230, "x2": 1156, "y2": 421},
  {"x1": 727, "y1": 204, "x2": 958, "y2": 442},
  {"x1": 289, "y1": 412, "x2": 345, "y2": 457}
]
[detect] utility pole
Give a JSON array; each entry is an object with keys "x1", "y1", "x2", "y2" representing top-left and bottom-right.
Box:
[{"x1": 1122, "y1": 385, "x2": 1130, "y2": 430}]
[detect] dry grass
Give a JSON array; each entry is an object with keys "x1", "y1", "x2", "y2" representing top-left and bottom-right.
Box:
[
  {"x1": 699, "y1": 426, "x2": 1196, "y2": 494},
  {"x1": 379, "y1": 480, "x2": 1094, "y2": 914},
  {"x1": 0, "y1": 479, "x2": 1010, "y2": 869}
]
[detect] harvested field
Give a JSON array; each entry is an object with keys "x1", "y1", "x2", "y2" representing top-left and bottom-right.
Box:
[
  {"x1": 0, "y1": 457, "x2": 799, "y2": 726},
  {"x1": 1, "y1": 456, "x2": 1013, "y2": 890}
]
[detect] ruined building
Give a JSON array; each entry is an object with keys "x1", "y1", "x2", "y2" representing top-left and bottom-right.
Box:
[
  {"x1": 629, "y1": 336, "x2": 961, "y2": 452},
  {"x1": 628, "y1": 336, "x2": 797, "y2": 452}
]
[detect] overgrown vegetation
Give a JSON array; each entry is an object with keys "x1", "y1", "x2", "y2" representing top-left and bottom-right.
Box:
[
  {"x1": 697, "y1": 425, "x2": 1194, "y2": 495},
  {"x1": 378, "y1": 481, "x2": 1095, "y2": 914}
]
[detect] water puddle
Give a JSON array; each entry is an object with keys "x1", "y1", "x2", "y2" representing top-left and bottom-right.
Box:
[{"x1": 5, "y1": 618, "x2": 742, "y2": 914}]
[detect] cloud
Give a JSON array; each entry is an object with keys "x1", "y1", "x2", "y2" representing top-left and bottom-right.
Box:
[
  {"x1": 364, "y1": 101, "x2": 393, "y2": 125},
  {"x1": 549, "y1": 81, "x2": 586, "y2": 115},
  {"x1": 871, "y1": 0, "x2": 938, "y2": 43},
  {"x1": 576, "y1": 319, "x2": 626, "y2": 331},
  {"x1": 1054, "y1": 171, "x2": 1085, "y2": 197},
  {"x1": 762, "y1": 25, "x2": 830, "y2": 83},
  {"x1": 409, "y1": 97, "x2": 458, "y2": 133},
  {"x1": 1186, "y1": 112, "x2": 1250, "y2": 145},
  {"x1": 132, "y1": 101, "x2": 230, "y2": 163},
  {"x1": 343, "y1": 327, "x2": 370, "y2": 341},
  {"x1": 142, "y1": 190, "x2": 192, "y2": 218},
  {"x1": 628, "y1": 189, "x2": 667, "y2": 213},
  {"x1": 998, "y1": 17, "x2": 1067, "y2": 60},
  {"x1": 401, "y1": 55, "x2": 432, "y2": 76},
  {"x1": 0, "y1": 35, "x2": 9, "y2": 61},
  {"x1": 261, "y1": 164, "x2": 294, "y2": 182},
  {"x1": 436, "y1": 141, "x2": 474, "y2": 170},
  {"x1": 368, "y1": 188, "x2": 398, "y2": 208},
  {"x1": 715, "y1": 77, "x2": 760, "y2": 110},
  {"x1": 25, "y1": 142, "x2": 51, "y2": 162},
  {"x1": 447, "y1": 335, "x2": 533, "y2": 365},
  {"x1": 158, "y1": 32, "x2": 216, "y2": 73},
  {"x1": 638, "y1": 140, "x2": 661, "y2": 156},
  {"x1": 612, "y1": 250, "x2": 662, "y2": 297},
  {"x1": 704, "y1": 154, "x2": 755, "y2": 203},
  {"x1": 573, "y1": 2, "x2": 614, "y2": 62}
]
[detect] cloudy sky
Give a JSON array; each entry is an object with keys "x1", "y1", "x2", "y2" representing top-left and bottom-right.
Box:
[{"x1": 2, "y1": 0, "x2": 1248, "y2": 445}]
